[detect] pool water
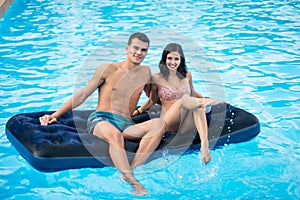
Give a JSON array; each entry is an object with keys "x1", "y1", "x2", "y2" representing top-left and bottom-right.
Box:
[{"x1": 1, "y1": 0, "x2": 299, "y2": 199}]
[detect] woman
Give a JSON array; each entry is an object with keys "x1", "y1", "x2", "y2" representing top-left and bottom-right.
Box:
[{"x1": 133, "y1": 43, "x2": 226, "y2": 164}]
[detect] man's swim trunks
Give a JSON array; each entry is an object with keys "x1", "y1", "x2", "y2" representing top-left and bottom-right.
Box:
[{"x1": 87, "y1": 111, "x2": 134, "y2": 134}]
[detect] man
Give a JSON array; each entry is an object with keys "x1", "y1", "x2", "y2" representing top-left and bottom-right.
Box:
[{"x1": 39, "y1": 32, "x2": 166, "y2": 196}]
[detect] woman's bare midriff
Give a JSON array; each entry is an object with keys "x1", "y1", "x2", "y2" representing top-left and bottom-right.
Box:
[{"x1": 160, "y1": 100, "x2": 182, "y2": 132}]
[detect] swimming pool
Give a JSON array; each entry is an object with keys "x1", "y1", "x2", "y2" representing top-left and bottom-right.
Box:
[{"x1": 1, "y1": 0, "x2": 299, "y2": 199}]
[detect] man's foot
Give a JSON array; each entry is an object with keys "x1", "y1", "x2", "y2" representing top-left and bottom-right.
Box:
[
  {"x1": 132, "y1": 182, "x2": 149, "y2": 196},
  {"x1": 121, "y1": 173, "x2": 149, "y2": 196}
]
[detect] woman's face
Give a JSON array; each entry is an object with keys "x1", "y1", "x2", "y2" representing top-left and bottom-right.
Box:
[{"x1": 166, "y1": 51, "x2": 181, "y2": 71}]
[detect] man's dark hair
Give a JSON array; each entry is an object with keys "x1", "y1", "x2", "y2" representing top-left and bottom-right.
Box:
[{"x1": 127, "y1": 32, "x2": 150, "y2": 46}]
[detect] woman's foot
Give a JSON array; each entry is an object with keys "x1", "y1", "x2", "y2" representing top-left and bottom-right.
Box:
[
  {"x1": 200, "y1": 142, "x2": 211, "y2": 164},
  {"x1": 201, "y1": 150, "x2": 211, "y2": 164}
]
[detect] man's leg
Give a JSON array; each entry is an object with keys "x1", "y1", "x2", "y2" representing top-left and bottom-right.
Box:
[
  {"x1": 93, "y1": 121, "x2": 148, "y2": 196},
  {"x1": 122, "y1": 118, "x2": 166, "y2": 168}
]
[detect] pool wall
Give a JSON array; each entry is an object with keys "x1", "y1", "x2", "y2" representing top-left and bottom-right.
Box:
[{"x1": 0, "y1": 0, "x2": 13, "y2": 19}]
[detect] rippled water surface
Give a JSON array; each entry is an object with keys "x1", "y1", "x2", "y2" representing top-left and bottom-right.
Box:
[{"x1": 1, "y1": 0, "x2": 299, "y2": 199}]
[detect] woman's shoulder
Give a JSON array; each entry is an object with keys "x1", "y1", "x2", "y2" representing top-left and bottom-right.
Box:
[{"x1": 186, "y1": 70, "x2": 193, "y2": 80}]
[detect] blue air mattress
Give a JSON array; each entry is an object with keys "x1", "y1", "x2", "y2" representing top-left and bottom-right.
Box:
[{"x1": 5, "y1": 104, "x2": 260, "y2": 172}]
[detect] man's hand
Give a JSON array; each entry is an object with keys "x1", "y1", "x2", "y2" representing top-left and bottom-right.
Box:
[
  {"x1": 39, "y1": 115, "x2": 57, "y2": 126},
  {"x1": 132, "y1": 110, "x2": 139, "y2": 116}
]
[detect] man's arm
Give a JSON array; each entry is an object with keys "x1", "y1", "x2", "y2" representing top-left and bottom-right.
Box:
[
  {"x1": 40, "y1": 64, "x2": 108, "y2": 125},
  {"x1": 143, "y1": 68, "x2": 152, "y2": 97},
  {"x1": 133, "y1": 75, "x2": 158, "y2": 116}
]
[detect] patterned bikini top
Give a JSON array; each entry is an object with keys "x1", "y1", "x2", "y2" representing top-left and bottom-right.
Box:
[{"x1": 158, "y1": 85, "x2": 191, "y2": 102}]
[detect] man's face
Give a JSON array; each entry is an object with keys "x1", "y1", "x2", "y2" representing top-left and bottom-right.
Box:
[{"x1": 126, "y1": 38, "x2": 149, "y2": 65}]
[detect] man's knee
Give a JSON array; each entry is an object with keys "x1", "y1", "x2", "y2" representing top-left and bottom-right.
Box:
[
  {"x1": 109, "y1": 130, "x2": 124, "y2": 146},
  {"x1": 152, "y1": 118, "x2": 167, "y2": 133},
  {"x1": 94, "y1": 123, "x2": 124, "y2": 146}
]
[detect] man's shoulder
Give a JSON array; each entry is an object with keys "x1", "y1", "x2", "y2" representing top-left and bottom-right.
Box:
[
  {"x1": 152, "y1": 72, "x2": 162, "y2": 79},
  {"x1": 98, "y1": 62, "x2": 119, "y2": 69},
  {"x1": 140, "y1": 65, "x2": 151, "y2": 71},
  {"x1": 90, "y1": 63, "x2": 119, "y2": 81},
  {"x1": 152, "y1": 73, "x2": 163, "y2": 82},
  {"x1": 138, "y1": 65, "x2": 151, "y2": 75},
  {"x1": 95, "y1": 62, "x2": 119, "y2": 73}
]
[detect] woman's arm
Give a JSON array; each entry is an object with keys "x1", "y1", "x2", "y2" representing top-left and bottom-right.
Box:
[
  {"x1": 188, "y1": 71, "x2": 204, "y2": 98},
  {"x1": 186, "y1": 71, "x2": 227, "y2": 107}
]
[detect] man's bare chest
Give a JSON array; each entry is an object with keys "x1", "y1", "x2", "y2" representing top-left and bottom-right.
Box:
[{"x1": 106, "y1": 71, "x2": 147, "y2": 93}]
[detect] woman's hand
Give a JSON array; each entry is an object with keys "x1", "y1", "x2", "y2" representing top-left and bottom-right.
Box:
[
  {"x1": 206, "y1": 99, "x2": 228, "y2": 106},
  {"x1": 39, "y1": 114, "x2": 57, "y2": 126}
]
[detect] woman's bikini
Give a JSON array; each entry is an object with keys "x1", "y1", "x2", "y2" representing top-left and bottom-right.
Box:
[{"x1": 158, "y1": 85, "x2": 191, "y2": 102}]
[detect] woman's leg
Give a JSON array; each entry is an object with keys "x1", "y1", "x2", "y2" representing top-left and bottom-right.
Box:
[
  {"x1": 193, "y1": 108, "x2": 211, "y2": 164},
  {"x1": 180, "y1": 94, "x2": 225, "y2": 110},
  {"x1": 180, "y1": 95, "x2": 211, "y2": 164}
]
